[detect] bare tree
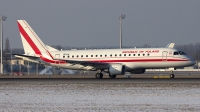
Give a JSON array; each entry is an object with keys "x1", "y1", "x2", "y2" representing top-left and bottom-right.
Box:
[
  {"x1": 4, "y1": 38, "x2": 11, "y2": 72},
  {"x1": 142, "y1": 44, "x2": 151, "y2": 48},
  {"x1": 51, "y1": 45, "x2": 63, "y2": 50}
]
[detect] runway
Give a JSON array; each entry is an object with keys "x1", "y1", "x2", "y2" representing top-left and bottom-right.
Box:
[
  {"x1": 1, "y1": 72, "x2": 200, "y2": 111},
  {"x1": 1, "y1": 78, "x2": 200, "y2": 84},
  {"x1": 1, "y1": 79, "x2": 200, "y2": 111}
]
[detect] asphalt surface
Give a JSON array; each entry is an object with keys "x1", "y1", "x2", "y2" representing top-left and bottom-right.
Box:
[
  {"x1": 0, "y1": 78, "x2": 200, "y2": 84},
  {"x1": 0, "y1": 71, "x2": 200, "y2": 84}
]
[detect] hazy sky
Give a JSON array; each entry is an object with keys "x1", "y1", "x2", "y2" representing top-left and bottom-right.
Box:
[{"x1": 0, "y1": 0, "x2": 200, "y2": 48}]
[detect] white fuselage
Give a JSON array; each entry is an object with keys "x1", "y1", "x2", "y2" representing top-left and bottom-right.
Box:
[{"x1": 38, "y1": 48, "x2": 195, "y2": 71}]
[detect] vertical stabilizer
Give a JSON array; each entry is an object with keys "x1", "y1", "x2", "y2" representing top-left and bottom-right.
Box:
[{"x1": 17, "y1": 20, "x2": 52, "y2": 59}]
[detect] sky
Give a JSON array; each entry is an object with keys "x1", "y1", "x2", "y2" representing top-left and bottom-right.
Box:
[{"x1": 0, "y1": 0, "x2": 200, "y2": 49}]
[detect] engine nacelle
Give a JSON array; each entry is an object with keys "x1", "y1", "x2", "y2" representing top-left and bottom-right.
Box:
[
  {"x1": 109, "y1": 64, "x2": 125, "y2": 75},
  {"x1": 130, "y1": 69, "x2": 146, "y2": 74}
]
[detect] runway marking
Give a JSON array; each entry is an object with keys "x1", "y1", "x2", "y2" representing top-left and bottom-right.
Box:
[{"x1": 154, "y1": 76, "x2": 170, "y2": 78}]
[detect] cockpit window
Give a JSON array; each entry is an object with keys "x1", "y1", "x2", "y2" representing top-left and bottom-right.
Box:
[
  {"x1": 178, "y1": 51, "x2": 186, "y2": 55},
  {"x1": 173, "y1": 51, "x2": 186, "y2": 55},
  {"x1": 173, "y1": 52, "x2": 179, "y2": 55}
]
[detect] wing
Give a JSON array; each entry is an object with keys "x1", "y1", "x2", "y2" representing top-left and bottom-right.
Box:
[
  {"x1": 58, "y1": 59, "x2": 110, "y2": 69},
  {"x1": 65, "y1": 60, "x2": 107, "y2": 65}
]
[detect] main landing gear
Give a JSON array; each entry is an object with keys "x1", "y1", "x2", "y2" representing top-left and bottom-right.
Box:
[
  {"x1": 109, "y1": 74, "x2": 116, "y2": 79},
  {"x1": 95, "y1": 71, "x2": 117, "y2": 79},
  {"x1": 95, "y1": 73, "x2": 103, "y2": 79}
]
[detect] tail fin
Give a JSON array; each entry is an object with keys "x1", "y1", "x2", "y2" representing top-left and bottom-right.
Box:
[{"x1": 17, "y1": 20, "x2": 53, "y2": 59}]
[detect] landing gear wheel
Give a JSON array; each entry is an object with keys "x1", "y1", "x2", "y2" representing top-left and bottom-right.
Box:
[
  {"x1": 95, "y1": 73, "x2": 103, "y2": 79},
  {"x1": 170, "y1": 74, "x2": 174, "y2": 78},
  {"x1": 109, "y1": 74, "x2": 116, "y2": 79},
  {"x1": 100, "y1": 73, "x2": 103, "y2": 78}
]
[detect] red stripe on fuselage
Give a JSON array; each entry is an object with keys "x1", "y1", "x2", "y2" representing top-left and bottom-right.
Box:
[
  {"x1": 90, "y1": 59, "x2": 189, "y2": 63},
  {"x1": 40, "y1": 56, "x2": 66, "y2": 64},
  {"x1": 41, "y1": 58, "x2": 189, "y2": 64},
  {"x1": 17, "y1": 21, "x2": 42, "y2": 55}
]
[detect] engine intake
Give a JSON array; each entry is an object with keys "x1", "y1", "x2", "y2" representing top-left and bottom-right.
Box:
[{"x1": 109, "y1": 64, "x2": 125, "y2": 75}]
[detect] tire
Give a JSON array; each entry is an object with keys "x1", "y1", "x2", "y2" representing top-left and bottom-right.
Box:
[
  {"x1": 96, "y1": 73, "x2": 103, "y2": 79},
  {"x1": 100, "y1": 73, "x2": 103, "y2": 78},
  {"x1": 109, "y1": 74, "x2": 116, "y2": 79},
  {"x1": 170, "y1": 74, "x2": 174, "y2": 78}
]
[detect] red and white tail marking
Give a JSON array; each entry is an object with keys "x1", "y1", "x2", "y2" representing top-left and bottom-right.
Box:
[{"x1": 17, "y1": 20, "x2": 53, "y2": 59}]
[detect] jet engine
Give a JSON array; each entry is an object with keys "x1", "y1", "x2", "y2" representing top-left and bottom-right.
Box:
[
  {"x1": 109, "y1": 64, "x2": 125, "y2": 75},
  {"x1": 130, "y1": 69, "x2": 146, "y2": 74}
]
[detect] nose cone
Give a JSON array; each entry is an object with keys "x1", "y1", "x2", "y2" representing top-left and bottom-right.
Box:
[
  {"x1": 188, "y1": 57, "x2": 196, "y2": 66},
  {"x1": 192, "y1": 60, "x2": 196, "y2": 65}
]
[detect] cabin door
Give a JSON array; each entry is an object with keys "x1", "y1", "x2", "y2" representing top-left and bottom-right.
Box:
[{"x1": 162, "y1": 51, "x2": 168, "y2": 61}]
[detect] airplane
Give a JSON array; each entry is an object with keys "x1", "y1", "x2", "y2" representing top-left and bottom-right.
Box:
[{"x1": 15, "y1": 20, "x2": 196, "y2": 79}]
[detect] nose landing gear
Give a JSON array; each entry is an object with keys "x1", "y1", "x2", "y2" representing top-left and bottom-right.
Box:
[{"x1": 170, "y1": 71, "x2": 174, "y2": 78}]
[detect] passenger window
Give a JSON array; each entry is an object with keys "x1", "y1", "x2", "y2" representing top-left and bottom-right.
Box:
[
  {"x1": 105, "y1": 55, "x2": 107, "y2": 57},
  {"x1": 143, "y1": 54, "x2": 145, "y2": 56},
  {"x1": 119, "y1": 54, "x2": 121, "y2": 57},
  {"x1": 147, "y1": 54, "x2": 150, "y2": 56},
  {"x1": 115, "y1": 54, "x2": 117, "y2": 57},
  {"x1": 138, "y1": 54, "x2": 140, "y2": 56},
  {"x1": 77, "y1": 55, "x2": 79, "y2": 58},
  {"x1": 133, "y1": 54, "x2": 135, "y2": 56},
  {"x1": 86, "y1": 55, "x2": 88, "y2": 57},
  {"x1": 72, "y1": 55, "x2": 74, "y2": 58},
  {"x1": 63, "y1": 56, "x2": 65, "y2": 58},
  {"x1": 110, "y1": 54, "x2": 112, "y2": 57},
  {"x1": 124, "y1": 54, "x2": 126, "y2": 56},
  {"x1": 91, "y1": 55, "x2": 93, "y2": 57},
  {"x1": 100, "y1": 55, "x2": 102, "y2": 57},
  {"x1": 81, "y1": 55, "x2": 83, "y2": 57},
  {"x1": 96, "y1": 55, "x2": 98, "y2": 57},
  {"x1": 68, "y1": 56, "x2": 70, "y2": 58}
]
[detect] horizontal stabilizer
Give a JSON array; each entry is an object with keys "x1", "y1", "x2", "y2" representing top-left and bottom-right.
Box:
[{"x1": 14, "y1": 54, "x2": 39, "y2": 58}]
